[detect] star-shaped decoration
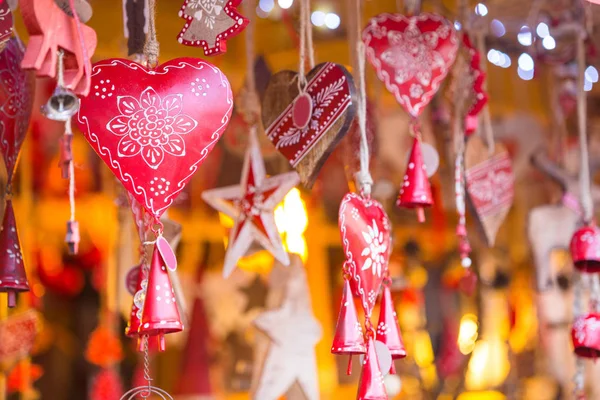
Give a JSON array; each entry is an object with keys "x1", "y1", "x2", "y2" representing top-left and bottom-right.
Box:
[
  {"x1": 177, "y1": 0, "x2": 250, "y2": 56},
  {"x1": 202, "y1": 129, "x2": 300, "y2": 278},
  {"x1": 252, "y1": 260, "x2": 322, "y2": 400}
]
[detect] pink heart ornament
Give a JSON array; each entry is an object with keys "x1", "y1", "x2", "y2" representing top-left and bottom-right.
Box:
[
  {"x1": 363, "y1": 13, "x2": 458, "y2": 117},
  {"x1": 77, "y1": 58, "x2": 233, "y2": 219},
  {"x1": 339, "y1": 192, "x2": 392, "y2": 317}
]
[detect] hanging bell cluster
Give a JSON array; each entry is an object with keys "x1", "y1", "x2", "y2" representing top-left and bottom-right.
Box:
[
  {"x1": 572, "y1": 313, "x2": 600, "y2": 359},
  {"x1": 332, "y1": 281, "x2": 406, "y2": 399},
  {"x1": 137, "y1": 243, "x2": 183, "y2": 352},
  {"x1": 397, "y1": 137, "x2": 433, "y2": 223},
  {"x1": 0, "y1": 200, "x2": 29, "y2": 307}
]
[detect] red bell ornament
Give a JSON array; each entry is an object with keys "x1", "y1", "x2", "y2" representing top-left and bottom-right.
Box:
[
  {"x1": 139, "y1": 245, "x2": 183, "y2": 351},
  {"x1": 332, "y1": 280, "x2": 366, "y2": 375},
  {"x1": 572, "y1": 313, "x2": 600, "y2": 359},
  {"x1": 570, "y1": 224, "x2": 600, "y2": 273},
  {"x1": 397, "y1": 137, "x2": 433, "y2": 222},
  {"x1": 357, "y1": 338, "x2": 388, "y2": 400},
  {"x1": 376, "y1": 286, "x2": 406, "y2": 374},
  {"x1": 0, "y1": 200, "x2": 29, "y2": 308}
]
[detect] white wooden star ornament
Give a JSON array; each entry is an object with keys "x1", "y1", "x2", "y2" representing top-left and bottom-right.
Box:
[
  {"x1": 202, "y1": 128, "x2": 300, "y2": 277},
  {"x1": 252, "y1": 256, "x2": 322, "y2": 400}
]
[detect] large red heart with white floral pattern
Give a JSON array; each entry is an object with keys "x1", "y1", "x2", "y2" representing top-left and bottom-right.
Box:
[
  {"x1": 339, "y1": 192, "x2": 391, "y2": 317},
  {"x1": 78, "y1": 58, "x2": 233, "y2": 219},
  {"x1": 363, "y1": 13, "x2": 458, "y2": 118},
  {"x1": 0, "y1": 38, "x2": 35, "y2": 184}
]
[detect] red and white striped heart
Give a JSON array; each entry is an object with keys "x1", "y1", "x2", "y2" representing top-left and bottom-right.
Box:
[
  {"x1": 339, "y1": 192, "x2": 392, "y2": 317},
  {"x1": 363, "y1": 13, "x2": 458, "y2": 118}
]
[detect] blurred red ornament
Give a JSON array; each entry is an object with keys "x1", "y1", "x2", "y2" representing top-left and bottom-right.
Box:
[
  {"x1": 7, "y1": 362, "x2": 43, "y2": 394},
  {"x1": 397, "y1": 137, "x2": 433, "y2": 222},
  {"x1": 85, "y1": 326, "x2": 124, "y2": 368},
  {"x1": 339, "y1": 192, "x2": 391, "y2": 317},
  {"x1": 0, "y1": 2, "x2": 13, "y2": 51},
  {"x1": 572, "y1": 313, "x2": 600, "y2": 359},
  {"x1": 0, "y1": 310, "x2": 38, "y2": 364},
  {"x1": 357, "y1": 338, "x2": 388, "y2": 400},
  {"x1": 376, "y1": 286, "x2": 406, "y2": 373},
  {"x1": 0, "y1": 200, "x2": 29, "y2": 308},
  {"x1": 139, "y1": 244, "x2": 183, "y2": 351},
  {"x1": 570, "y1": 224, "x2": 600, "y2": 273},
  {"x1": 459, "y1": 268, "x2": 478, "y2": 296},
  {"x1": 125, "y1": 264, "x2": 145, "y2": 351},
  {"x1": 90, "y1": 368, "x2": 124, "y2": 400},
  {"x1": 332, "y1": 280, "x2": 366, "y2": 375}
]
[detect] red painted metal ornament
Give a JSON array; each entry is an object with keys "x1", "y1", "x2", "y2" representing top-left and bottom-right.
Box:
[
  {"x1": 397, "y1": 137, "x2": 433, "y2": 222},
  {"x1": 339, "y1": 192, "x2": 391, "y2": 317},
  {"x1": 572, "y1": 313, "x2": 600, "y2": 359},
  {"x1": 376, "y1": 286, "x2": 406, "y2": 371},
  {"x1": 0, "y1": 310, "x2": 37, "y2": 363},
  {"x1": 177, "y1": 0, "x2": 249, "y2": 56},
  {"x1": 77, "y1": 58, "x2": 233, "y2": 219},
  {"x1": 363, "y1": 13, "x2": 458, "y2": 118},
  {"x1": 0, "y1": 200, "x2": 29, "y2": 308},
  {"x1": 570, "y1": 224, "x2": 600, "y2": 273},
  {"x1": 357, "y1": 338, "x2": 388, "y2": 400}
]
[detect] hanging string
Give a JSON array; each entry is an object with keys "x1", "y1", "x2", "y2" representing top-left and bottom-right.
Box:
[
  {"x1": 65, "y1": 119, "x2": 76, "y2": 222},
  {"x1": 576, "y1": 31, "x2": 593, "y2": 223},
  {"x1": 68, "y1": 0, "x2": 91, "y2": 90},
  {"x1": 475, "y1": 32, "x2": 495, "y2": 155},
  {"x1": 144, "y1": 0, "x2": 159, "y2": 67},
  {"x1": 353, "y1": 0, "x2": 373, "y2": 196},
  {"x1": 303, "y1": 0, "x2": 315, "y2": 69}
]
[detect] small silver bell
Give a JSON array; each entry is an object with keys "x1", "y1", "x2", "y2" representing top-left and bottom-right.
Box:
[{"x1": 41, "y1": 86, "x2": 79, "y2": 121}]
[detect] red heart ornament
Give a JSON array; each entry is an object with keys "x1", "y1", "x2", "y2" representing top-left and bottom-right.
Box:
[
  {"x1": 363, "y1": 13, "x2": 458, "y2": 118},
  {"x1": 339, "y1": 192, "x2": 391, "y2": 317},
  {"x1": 0, "y1": 38, "x2": 35, "y2": 184},
  {"x1": 77, "y1": 58, "x2": 233, "y2": 219},
  {"x1": 262, "y1": 62, "x2": 356, "y2": 188}
]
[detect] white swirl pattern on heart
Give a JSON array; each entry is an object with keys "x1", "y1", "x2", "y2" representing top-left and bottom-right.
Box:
[{"x1": 106, "y1": 87, "x2": 198, "y2": 169}]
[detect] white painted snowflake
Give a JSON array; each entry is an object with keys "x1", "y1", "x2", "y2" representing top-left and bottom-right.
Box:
[
  {"x1": 361, "y1": 219, "x2": 387, "y2": 277},
  {"x1": 107, "y1": 87, "x2": 198, "y2": 169}
]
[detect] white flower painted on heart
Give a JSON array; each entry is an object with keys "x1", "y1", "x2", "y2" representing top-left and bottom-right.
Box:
[
  {"x1": 107, "y1": 87, "x2": 198, "y2": 169},
  {"x1": 360, "y1": 219, "x2": 387, "y2": 277}
]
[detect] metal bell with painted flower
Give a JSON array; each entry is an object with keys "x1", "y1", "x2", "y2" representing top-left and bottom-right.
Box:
[
  {"x1": 397, "y1": 137, "x2": 433, "y2": 222},
  {"x1": 376, "y1": 286, "x2": 406, "y2": 374},
  {"x1": 332, "y1": 279, "x2": 366, "y2": 375},
  {"x1": 572, "y1": 313, "x2": 600, "y2": 359},
  {"x1": 0, "y1": 200, "x2": 29, "y2": 308},
  {"x1": 357, "y1": 337, "x2": 388, "y2": 400},
  {"x1": 139, "y1": 244, "x2": 183, "y2": 351},
  {"x1": 570, "y1": 224, "x2": 600, "y2": 273}
]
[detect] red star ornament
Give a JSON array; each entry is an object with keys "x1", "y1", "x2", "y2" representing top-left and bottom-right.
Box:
[{"x1": 202, "y1": 130, "x2": 299, "y2": 277}]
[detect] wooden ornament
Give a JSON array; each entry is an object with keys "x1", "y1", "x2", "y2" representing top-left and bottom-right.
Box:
[
  {"x1": 19, "y1": 0, "x2": 97, "y2": 96},
  {"x1": 261, "y1": 62, "x2": 356, "y2": 188},
  {"x1": 465, "y1": 136, "x2": 514, "y2": 246},
  {"x1": 177, "y1": 0, "x2": 249, "y2": 56},
  {"x1": 0, "y1": 1, "x2": 12, "y2": 53}
]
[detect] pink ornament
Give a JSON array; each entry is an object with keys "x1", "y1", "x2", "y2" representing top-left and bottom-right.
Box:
[
  {"x1": 376, "y1": 286, "x2": 406, "y2": 371},
  {"x1": 139, "y1": 244, "x2": 183, "y2": 351},
  {"x1": 177, "y1": 0, "x2": 249, "y2": 56},
  {"x1": 0, "y1": 38, "x2": 35, "y2": 184},
  {"x1": 339, "y1": 192, "x2": 391, "y2": 317},
  {"x1": 397, "y1": 137, "x2": 433, "y2": 222},
  {"x1": 570, "y1": 224, "x2": 600, "y2": 273},
  {"x1": 331, "y1": 280, "x2": 366, "y2": 375},
  {"x1": 357, "y1": 338, "x2": 388, "y2": 400},
  {"x1": 0, "y1": 200, "x2": 29, "y2": 308},
  {"x1": 572, "y1": 313, "x2": 600, "y2": 359},
  {"x1": 77, "y1": 58, "x2": 233, "y2": 219},
  {"x1": 363, "y1": 13, "x2": 458, "y2": 118}
]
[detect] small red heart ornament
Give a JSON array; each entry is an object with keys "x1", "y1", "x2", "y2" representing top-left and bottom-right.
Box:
[
  {"x1": 78, "y1": 58, "x2": 233, "y2": 219},
  {"x1": 363, "y1": 13, "x2": 458, "y2": 117},
  {"x1": 0, "y1": 38, "x2": 35, "y2": 183},
  {"x1": 262, "y1": 62, "x2": 356, "y2": 188},
  {"x1": 339, "y1": 192, "x2": 391, "y2": 317}
]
